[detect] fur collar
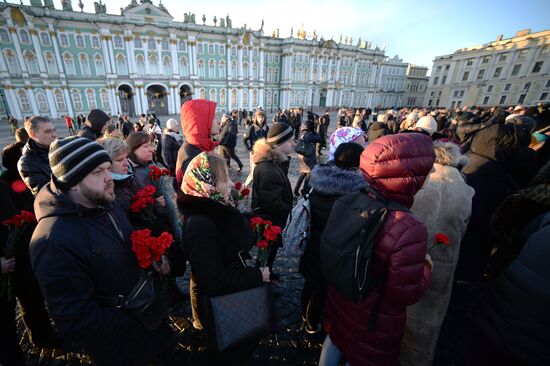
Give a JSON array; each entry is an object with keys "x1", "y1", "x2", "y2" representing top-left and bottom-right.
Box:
[
  {"x1": 252, "y1": 138, "x2": 288, "y2": 164},
  {"x1": 309, "y1": 164, "x2": 368, "y2": 196}
]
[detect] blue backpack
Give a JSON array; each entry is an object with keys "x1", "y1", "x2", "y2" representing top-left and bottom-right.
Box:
[{"x1": 282, "y1": 189, "x2": 313, "y2": 256}]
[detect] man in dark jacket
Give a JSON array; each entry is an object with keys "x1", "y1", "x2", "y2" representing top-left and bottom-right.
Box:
[
  {"x1": 218, "y1": 113, "x2": 243, "y2": 171},
  {"x1": 77, "y1": 109, "x2": 111, "y2": 140},
  {"x1": 30, "y1": 136, "x2": 171, "y2": 366},
  {"x1": 17, "y1": 116, "x2": 57, "y2": 196}
]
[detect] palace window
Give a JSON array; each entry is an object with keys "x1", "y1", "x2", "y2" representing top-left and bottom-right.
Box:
[
  {"x1": 218, "y1": 60, "x2": 226, "y2": 78},
  {"x1": 499, "y1": 95, "x2": 507, "y2": 104},
  {"x1": 178, "y1": 40, "x2": 187, "y2": 52},
  {"x1": 253, "y1": 48, "x2": 258, "y2": 58},
  {"x1": 231, "y1": 60, "x2": 237, "y2": 77},
  {"x1": 24, "y1": 51, "x2": 39, "y2": 74},
  {"x1": 540, "y1": 92, "x2": 548, "y2": 101},
  {"x1": 54, "y1": 89, "x2": 66, "y2": 111},
  {"x1": 92, "y1": 36, "x2": 100, "y2": 48},
  {"x1": 268, "y1": 53, "x2": 273, "y2": 63},
  {"x1": 493, "y1": 67, "x2": 502, "y2": 78},
  {"x1": 136, "y1": 55, "x2": 145, "y2": 76},
  {"x1": 267, "y1": 67, "x2": 273, "y2": 82},
  {"x1": 231, "y1": 89, "x2": 237, "y2": 106},
  {"x1": 243, "y1": 62, "x2": 249, "y2": 77},
  {"x1": 231, "y1": 46, "x2": 237, "y2": 57},
  {"x1": 511, "y1": 64, "x2": 522, "y2": 76},
  {"x1": 518, "y1": 49, "x2": 529, "y2": 58},
  {"x1": 504, "y1": 83, "x2": 511, "y2": 91},
  {"x1": 243, "y1": 47, "x2": 249, "y2": 58},
  {"x1": 253, "y1": 62, "x2": 258, "y2": 79},
  {"x1": 274, "y1": 67, "x2": 279, "y2": 82},
  {"x1": 518, "y1": 94, "x2": 526, "y2": 104},
  {"x1": 148, "y1": 38, "x2": 156, "y2": 50},
  {"x1": 197, "y1": 43, "x2": 204, "y2": 54},
  {"x1": 482, "y1": 56, "x2": 490, "y2": 64},
  {"x1": 95, "y1": 55, "x2": 105, "y2": 75},
  {"x1": 487, "y1": 85, "x2": 494, "y2": 93},
  {"x1": 134, "y1": 37, "x2": 143, "y2": 49},
  {"x1": 19, "y1": 29, "x2": 31, "y2": 45},
  {"x1": 220, "y1": 89, "x2": 226, "y2": 106},
  {"x1": 0, "y1": 28, "x2": 10, "y2": 43},
  {"x1": 40, "y1": 32, "x2": 51, "y2": 46},
  {"x1": 524, "y1": 82, "x2": 531, "y2": 90},
  {"x1": 208, "y1": 59, "x2": 216, "y2": 78},
  {"x1": 219, "y1": 45, "x2": 225, "y2": 56},
  {"x1": 462, "y1": 71, "x2": 469, "y2": 81},
  {"x1": 44, "y1": 52, "x2": 58, "y2": 74},
  {"x1": 113, "y1": 36, "x2": 123, "y2": 48},
  {"x1": 253, "y1": 89, "x2": 258, "y2": 105},
  {"x1": 59, "y1": 34, "x2": 69, "y2": 47},
  {"x1": 208, "y1": 44, "x2": 214, "y2": 55},
  {"x1": 75, "y1": 35, "x2": 85, "y2": 48},
  {"x1": 36, "y1": 92, "x2": 49, "y2": 112},
  {"x1": 477, "y1": 69, "x2": 485, "y2": 80},
  {"x1": 498, "y1": 53, "x2": 507, "y2": 62},
  {"x1": 149, "y1": 54, "x2": 159, "y2": 75},
  {"x1": 64, "y1": 53, "x2": 76, "y2": 76},
  {"x1": 163, "y1": 56, "x2": 171, "y2": 75},
  {"x1": 79, "y1": 54, "x2": 91, "y2": 77},
  {"x1": 466, "y1": 59, "x2": 473, "y2": 66},
  {"x1": 197, "y1": 59, "x2": 205, "y2": 77},
  {"x1": 199, "y1": 88, "x2": 205, "y2": 99},
  {"x1": 116, "y1": 54, "x2": 128, "y2": 75},
  {"x1": 243, "y1": 90, "x2": 248, "y2": 106},
  {"x1": 162, "y1": 39, "x2": 169, "y2": 51},
  {"x1": 17, "y1": 89, "x2": 31, "y2": 112},
  {"x1": 532, "y1": 61, "x2": 543, "y2": 73},
  {"x1": 179, "y1": 56, "x2": 188, "y2": 77},
  {"x1": 209, "y1": 88, "x2": 216, "y2": 102},
  {"x1": 100, "y1": 89, "x2": 110, "y2": 110},
  {"x1": 71, "y1": 89, "x2": 83, "y2": 111},
  {"x1": 546, "y1": 80, "x2": 550, "y2": 88},
  {"x1": 86, "y1": 89, "x2": 97, "y2": 109}
]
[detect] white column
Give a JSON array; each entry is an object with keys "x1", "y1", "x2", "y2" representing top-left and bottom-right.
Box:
[
  {"x1": 187, "y1": 43, "x2": 194, "y2": 77},
  {"x1": 172, "y1": 86, "x2": 179, "y2": 113},
  {"x1": 226, "y1": 42, "x2": 231, "y2": 79},
  {"x1": 259, "y1": 87, "x2": 264, "y2": 107},
  {"x1": 192, "y1": 43, "x2": 199, "y2": 76},
  {"x1": 327, "y1": 57, "x2": 333, "y2": 81},
  {"x1": 125, "y1": 36, "x2": 136, "y2": 75},
  {"x1": 140, "y1": 87, "x2": 148, "y2": 113},
  {"x1": 352, "y1": 59, "x2": 358, "y2": 85},
  {"x1": 156, "y1": 39, "x2": 162, "y2": 75},
  {"x1": 0, "y1": 51, "x2": 8, "y2": 74},
  {"x1": 44, "y1": 87, "x2": 58, "y2": 117},
  {"x1": 286, "y1": 50, "x2": 293, "y2": 82},
  {"x1": 115, "y1": 89, "x2": 122, "y2": 115},
  {"x1": 62, "y1": 88, "x2": 74, "y2": 117},
  {"x1": 248, "y1": 45, "x2": 253, "y2": 80},
  {"x1": 107, "y1": 37, "x2": 117, "y2": 75},
  {"x1": 26, "y1": 88, "x2": 39, "y2": 115},
  {"x1": 133, "y1": 87, "x2": 142, "y2": 116},
  {"x1": 7, "y1": 26, "x2": 28, "y2": 74},
  {"x1": 107, "y1": 88, "x2": 116, "y2": 115},
  {"x1": 101, "y1": 36, "x2": 113, "y2": 74},
  {"x1": 167, "y1": 88, "x2": 174, "y2": 114},
  {"x1": 49, "y1": 27, "x2": 65, "y2": 77},
  {"x1": 237, "y1": 46, "x2": 243, "y2": 79},
  {"x1": 238, "y1": 87, "x2": 243, "y2": 109},
  {"x1": 259, "y1": 46, "x2": 265, "y2": 82},
  {"x1": 5, "y1": 87, "x2": 22, "y2": 119},
  {"x1": 170, "y1": 40, "x2": 178, "y2": 76},
  {"x1": 29, "y1": 28, "x2": 47, "y2": 74},
  {"x1": 316, "y1": 57, "x2": 322, "y2": 81},
  {"x1": 308, "y1": 55, "x2": 314, "y2": 82},
  {"x1": 335, "y1": 57, "x2": 341, "y2": 80},
  {"x1": 143, "y1": 41, "x2": 150, "y2": 75}
]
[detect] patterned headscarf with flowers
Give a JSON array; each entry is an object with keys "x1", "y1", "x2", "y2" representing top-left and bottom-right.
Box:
[
  {"x1": 328, "y1": 127, "x2": 365, "y2": 161},
  {"x1": 182, "y1": 152, "x2": 233, "y2": 206}
]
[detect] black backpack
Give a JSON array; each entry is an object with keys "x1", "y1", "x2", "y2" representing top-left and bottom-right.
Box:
[{"x1": 320, "y1": 187, "x2": 409, "y2": 328}]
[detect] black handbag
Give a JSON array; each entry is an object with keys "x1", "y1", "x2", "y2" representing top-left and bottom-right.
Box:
[
  {"x1": 295, "y1": 138, "x2": 315, "y2": 157},
  {"x1": 204, "y1": 253, "x2": 276, "y2": 352}
]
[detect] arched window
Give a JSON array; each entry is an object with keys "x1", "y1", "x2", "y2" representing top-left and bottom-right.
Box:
[
  {"x1": 149, "y1": 54, "x2": 158, "y2": 75},
  {"x1": 59, "y1": 34, "x2": 69, "y2": 47},
  {"x1": 148, "y1": 38, "x2": 156, "y2": 50},
  {"x1": 231, "y1": 61, "x2": 237, "y2": 78},
  {"x1": 4, "y1": 49, "x2": 20, "y2": 73},
  {"x1": 100, "y1": 89, "x2": 110, "y2": 110},
  {"x1": 266, "y1": 90, "x2": 272, "y2": 106},
  {"x1": 86, "y1": 88, "x2": 97, "y2": 110},
  {"x1": 44, "y1": 52, "x2": 58, "y2": 74},
  {"x1": 79, "y1": 54, "x2": 91, "y2": 76},
  {"x1": 114, "y1": 36, "x2": 123, "y2": 48},
  {"x1": 220, "y1": 88, "x2": 226, "y2": 106},
  {"x1": 179, "y1": 56, "x2": 188, "y2": 77},
  {"x1": 209, "y1": 88, "x2": 216, "y2": 102},
  {"x1": 243, "y1": 62, "x2": 249, "y2": 77},
  {"x1": 19, "y1": 29, "x2": 31, "y2": 45},
  {"x1": 136, "y1": 55, "x2": 145, "y2": 76},
  {"x1": 71, "y1": 89, "x2": 83, "y2": 111},
  {"x1": 321, "y1": 67, "x2": 327, "y2": 82},
  {"x1": 75, "y1": 34, "x2": 85, "y2": 48},
  {"x1": 95, "y1": 55, "x2": 105, "y2": 75},
  {"x1": 40, "y1": 32, "x2": 50, "y2": 46},
  {"x1": 91, "y1": 36, "x2": 100, "y2": 48},
  {"x1": 208, "y1": 59, "x2": 216, "y2": 79},
  {"x1": 218, "y1": 60, "x2": 226, "y2": 78},
  {"x1": 0, "y1": 28, "x2": 10, "y2": 43},
  {"x1": 163, "y1": 56, "x2": 171, "y2": 75},
  {"x1": 17, "y1": 89, "x2": 31, "y2": 112},
  {"x1": 231, "y1": 89, "x2": 237, "y2": 106},
  {"x1": 253, "y1": 89, "x2": 258, "y2": 106},
  {"x1": 64, "y1": 53, "x2": 76, "y2": 76},
  {"x1": 253, "y1": 62, "x2": 258, "y2": 79},
  {"x1": 197, "y1": 60, "x2": 205, "y2": 78},
  {"x1": 199, "y1": 88, "x2": 205, "y2": 99},
  {"x1": 36, "y1": 91, "x2": 49, "y2": 112},
  {"x1": 243, "y1": 90, "x2": 248, "y2": 106},
  {"x1": 134, "y1": 37, "x2": 142, "y2": 48},
  {"x1": 178, "y1": 40, "x2": 187, "y2": 52},
  {"x1": 25, "y1": 51, "x2": 39, "y2": 74},
  {"x1": 116, "y1": 54, "x2": 128, "y2": 75},
  {"x1": 54, "y1": 89, "x2": 66, "y2": 111}
]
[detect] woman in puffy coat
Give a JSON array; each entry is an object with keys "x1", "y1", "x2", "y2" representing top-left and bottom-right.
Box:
[
  {"x1": 320, "y1": 133, "x2": 435, "y2": 366},
  {"x1": 400, "y1": 141, "x2": 475, "y2": 366}
]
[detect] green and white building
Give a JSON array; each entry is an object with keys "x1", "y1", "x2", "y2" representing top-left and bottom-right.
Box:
[{"x1": 0, "y1": 0, "x2": 416, "y2": 119}]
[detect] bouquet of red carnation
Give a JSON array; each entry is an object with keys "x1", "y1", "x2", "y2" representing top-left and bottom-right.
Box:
[
  {"x1": 428, "y1": 232, "x2": 450, "y2": 253},
  {"x1": 231, "y1": 182, "x2": 251, "y2": 204},
  {"x1": 148, "y1": 166, "x2": 171, "y2": 186},
  {"x1": 249, "y1": 216, "x2": 282, "y2": 267},
  {"x1": 1, "y1": 210, "x2": 36, "y2": 301},
  {"x1": 130, "y1": 229, "x2": 173, "y2": 269},
  {"x1": 129, "y1": 185, "x2": 157, "y2": 215}
]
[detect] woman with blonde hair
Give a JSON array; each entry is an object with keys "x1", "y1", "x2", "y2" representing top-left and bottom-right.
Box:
[{"x1": 243, "y1": 110, "x2": 270, "y2": 186}]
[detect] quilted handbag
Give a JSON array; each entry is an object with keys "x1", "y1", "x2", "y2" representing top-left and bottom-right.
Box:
[{"x1": 208, "y1": 284, "x2": 275, "y2": 351}]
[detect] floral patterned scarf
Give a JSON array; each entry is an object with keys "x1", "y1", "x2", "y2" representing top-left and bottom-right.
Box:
[
  {"x1": 182, "y1": 152, "x2": 233, "y2": 206},
  {"x1": 328, "y1": 127, "x2": 365, "y2": 161}
]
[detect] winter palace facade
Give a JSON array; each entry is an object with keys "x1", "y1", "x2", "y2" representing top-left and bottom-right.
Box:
[{"x1": 0, "y1": 0, "x2": 424, "y2": 119}]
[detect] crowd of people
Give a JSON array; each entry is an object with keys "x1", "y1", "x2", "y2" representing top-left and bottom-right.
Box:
[{"x1": 1, "y1": 100, "x2": 549, "y2": 366}]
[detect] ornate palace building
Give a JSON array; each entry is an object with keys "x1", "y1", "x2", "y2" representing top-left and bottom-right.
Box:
[{"x1": 0, "y1": 0, "x2": 418, "y2": 119}]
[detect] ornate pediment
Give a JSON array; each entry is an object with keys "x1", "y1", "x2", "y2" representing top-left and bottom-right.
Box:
[{"x1": 122, "y1": 1, "x2": 173, "y2": 20}]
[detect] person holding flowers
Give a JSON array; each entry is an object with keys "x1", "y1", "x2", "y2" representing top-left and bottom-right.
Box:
[
  {"x1": 178, "y1": 152, "x2": 269, "y2": 365},
  {"x1": 29, "y1": 136, "x2": 171, "y2": 366}
]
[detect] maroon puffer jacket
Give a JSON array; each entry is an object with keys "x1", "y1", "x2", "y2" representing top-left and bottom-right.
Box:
[{"x1": 324, "y1": 133, "x2": 435, "y2": 366}]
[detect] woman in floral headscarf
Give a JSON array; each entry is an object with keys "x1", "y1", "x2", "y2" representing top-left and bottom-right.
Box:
[
  {"x1": 177, "y1": 152, "x2": 270, "y2": 365},
  {"x1": 327, "y1": 127, "x2": 367, "y2": 161}
]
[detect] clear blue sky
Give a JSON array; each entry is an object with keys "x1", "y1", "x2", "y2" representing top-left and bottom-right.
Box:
[{"x1": 21, "y1": 0, "x2": 550, "y2": 73}]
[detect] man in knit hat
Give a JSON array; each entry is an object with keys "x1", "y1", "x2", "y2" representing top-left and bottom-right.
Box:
[
  {"x1": 251, "y1": 123, "x2": 295, "y2": 272},
  {"x1": 30, "y1": 136, "x2": 171, "y2": 366},
  {"x1": 77, "y1": 108, "x2": 111, "y2": 140}
]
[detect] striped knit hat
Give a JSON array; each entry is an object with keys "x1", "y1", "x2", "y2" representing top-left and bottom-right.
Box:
[
  {"x1": 49, "y1": 136, "x2": 111, "y2": 190},
  {"x1": 267, "y1": 122, "x2": 294, "y2": 147}
]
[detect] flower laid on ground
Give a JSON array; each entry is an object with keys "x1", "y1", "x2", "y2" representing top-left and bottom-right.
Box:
[
  {"x1": 2, "y1": 210, "x2": 37, "y2": 301},
  {"x1": 249, "y1": 216, "x2": 282, "y2": 267},
  {"x1": 428, "y1": 232, "x2": 450, "y2": 253},
  {"x1": 130, "y1": 229, "x2": 173, "y2": 269}
]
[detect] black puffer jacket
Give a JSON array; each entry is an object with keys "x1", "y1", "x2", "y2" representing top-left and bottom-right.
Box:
[
  {"x1": 243, "y1": 123, "x2": 269, "y2": 151},
  {"x1": 17, "y1": 139, "x2": 51, "y2": 196},
  {"x1": 456, "y1": 111, "x2": 506, "y2": 151},
  {"x1": 29, "y1": 181, "x2": 171, "y2": 366},
  {"x1": 161, "y1": 132, "x2": 182, "y2": 174},
  {"x1": 299, "y1": 164, "x2": 366, "y2": 288},
  {"x1": 251, "y1": 139, "x2": 293, "y2": 228},
  {"x1": 77, "y1": 116, "x2": 108, "y2": 141},
  {"x1": 368, "y1": 122, "x2": 391, "y2": 142},
  {"x1": 478, "y1": 211, "x2": 550, "y2": 366},
  {"x1": 219, "y1": 119, "x2": 238, "y2": 148}
]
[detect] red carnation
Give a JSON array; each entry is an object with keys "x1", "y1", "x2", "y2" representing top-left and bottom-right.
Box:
[
  {"x1": 256, "y1": 240, "x2": 269, "y2": 249},
  {"x1": 234, "y1": 182, "x2": 242, "y2": 191},
  {"x1": 130, "y1": 229, "x2": 173, "y2": 269},
  {"x1": 434, "y1": 233, "x2": 450, "y2": 246},
  {"x1": 240, "y1": 187, "x2": 250, "y2": 197}
]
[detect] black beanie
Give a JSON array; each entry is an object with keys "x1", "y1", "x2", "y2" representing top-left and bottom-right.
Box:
[
  {"x1": 49, "y1": 136, "x2": 111, "y2": 190},
  {"x1": 334, "y1": 142, "x2": 364, "y2": 170},
  {"x1": 267, "y1": 123, "x2": 294, "y2": 147},
  {"x1": 87, "y1": 109, "x2": 110, "y2": 132}
]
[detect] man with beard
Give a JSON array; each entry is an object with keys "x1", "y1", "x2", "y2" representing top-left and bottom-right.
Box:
[{"x1": 30, "y1": 136, "x2": 171, "y2": 366}]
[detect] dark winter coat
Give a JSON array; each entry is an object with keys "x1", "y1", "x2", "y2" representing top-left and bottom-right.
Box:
[
  {"x1": 29, "y1": 181, "x2": 171, "y2": 366},
  {"x1": 161, "y1": 132, "x2": 182, "y2": 174},
  {"x1": 219, "y1": 119, "x2": 238, "y2": 148},
  {"x1": 17, "y1": 139, "x2": 51, "y2": 196},
  {"x1": 243, "y1": 123, "x2": 269, "y2": 151},
  {"x1": 251, "y1": 139, "x2": 293, "y2": 228},
  {"x1": 121, "y1": 121, "x2": 133, "y2": 138},
  {"x1": 456, "y1": 124, "x2": 532, "y2": 281},
  {"x1": 325, "y1": 133, "x2": 434, "y2": 366},
  {"x1": 456, "y1": 111, "x2": 505, "y2": 151},
  {"x1": 299, "y1": 164, "x2": 366, "y2": 288},
  {"x1": 368, "y1": 122, "x2": 391, "y2": 142},
  {"x1": 298, "y1": 131, "x2": 322, "y2": 173},
  {"x1": 478, "y1": 211, "x2": 550, "y2": 366}
]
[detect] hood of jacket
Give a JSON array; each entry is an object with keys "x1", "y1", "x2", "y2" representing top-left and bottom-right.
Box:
[
  {"x1": 309, "y1": 164, "x2": 367, "y2": 196},
  {"x1": 252, "y1": 138, "x2": 288, "y2": 164},
  {"x1": 359, "y1": 133, "x2": 435, "y2": 208},
  {"x1": 469, "y1": 123, "x2": 530, "y2": 162},
  {"x1": 181, "y1": 99, "x2": 217, "y2": 152}
]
